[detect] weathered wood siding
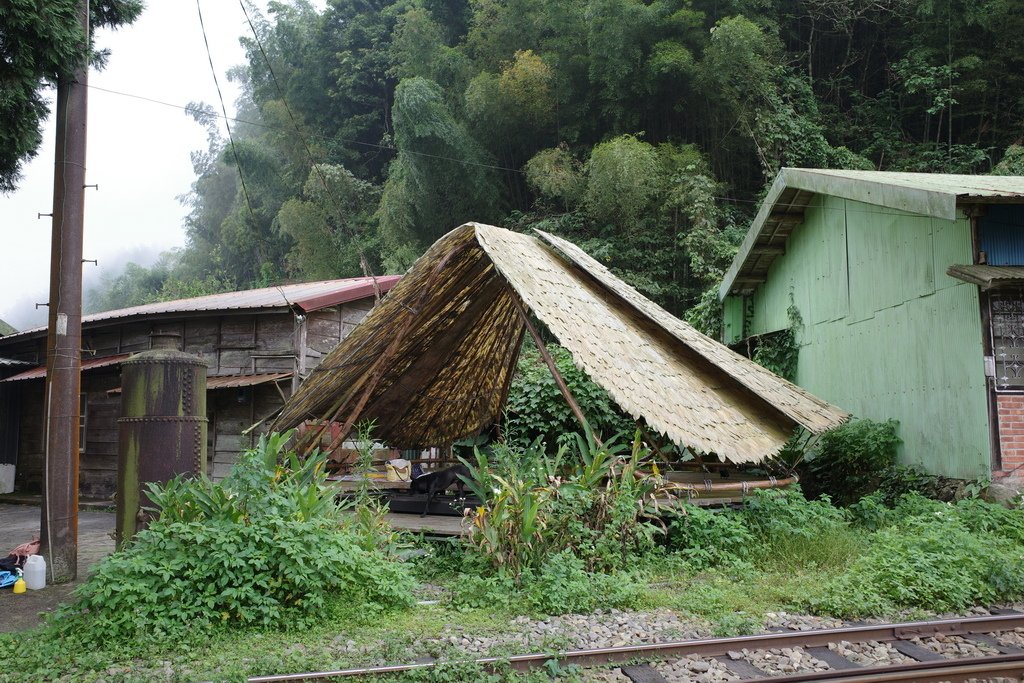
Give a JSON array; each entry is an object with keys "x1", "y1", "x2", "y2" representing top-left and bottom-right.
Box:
[
  {"x1": 208, "y1": 383, "x2": 288, "y2": 480},
  {"x1": 13, "y1": 382, "x2": 44, "y2": 494},
  {"x1": 4, "y1": 302, "x2": 378, "y2": 495}
]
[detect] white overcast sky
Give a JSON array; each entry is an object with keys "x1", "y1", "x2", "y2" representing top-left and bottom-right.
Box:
[{"x1": 0, "y1": 1, "x2": 266, "y2": 330}]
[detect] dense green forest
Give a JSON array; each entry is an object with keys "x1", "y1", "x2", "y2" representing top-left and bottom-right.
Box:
[{"x1": 87, "y1": 0, "x2": 1024, "y2": 327}]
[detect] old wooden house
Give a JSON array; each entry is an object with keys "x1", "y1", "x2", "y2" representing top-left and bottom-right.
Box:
[
  {"x1": 0, "y1": 276, "x2": 399, "y2": 499},
  {"x1": 719, "y1": 169, "x2": 1024, "y2": 481}
]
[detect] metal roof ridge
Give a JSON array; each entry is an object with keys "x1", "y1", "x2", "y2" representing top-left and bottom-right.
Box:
[
  {"x1": 718, "y1": 168, "x2": 976, "y2": 300},
  {"x1": 0, "y1": 276, "x2": 399, "y2": 343}
]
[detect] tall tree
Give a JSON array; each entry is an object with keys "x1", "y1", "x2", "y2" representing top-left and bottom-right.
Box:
[{"x1": 0, "y1": 0, "x2": 142, "y2": 192}]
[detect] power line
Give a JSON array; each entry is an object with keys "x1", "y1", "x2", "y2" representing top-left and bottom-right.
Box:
[
  {"x1": 237, "y1": 0, "x2": 378, "y2": 290},
  {"x1": 195, "y1": 0, "x2": 257, "y2": 222},
  {"x1": 84, "y1": 82, "x2": 526, "y2": 174}
]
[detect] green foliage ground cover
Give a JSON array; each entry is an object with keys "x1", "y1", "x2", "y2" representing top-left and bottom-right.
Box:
[{"x1": 4, "y1": 430, "x2": 1024, "y2": 681}]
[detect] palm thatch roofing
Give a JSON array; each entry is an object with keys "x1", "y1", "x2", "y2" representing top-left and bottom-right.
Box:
[{"x1": 271, "y1": 223, "x2": 848, "y2": 463}]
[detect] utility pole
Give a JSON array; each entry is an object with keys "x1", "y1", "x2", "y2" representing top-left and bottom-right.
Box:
[{"x1": 41, "y1": 0, "x2": 89, "y2": 584}]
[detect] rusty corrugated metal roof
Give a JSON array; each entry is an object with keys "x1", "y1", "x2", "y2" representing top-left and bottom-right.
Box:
[
  {"x1": 0, "y1": 276, "x2": 401, "y2": 343},
  {"x1": 720, "y1": 169, "x2": 1024, "y2": 299},
  {"x1": 206, "y1": 373, "x2": 292, "y2": 389},
  {"x1": 106, "y1": 372, "x2": 294, "y2": 395},
  {"x1": 85, "y1": 276, "x2": 400, "y2": 320},
  {"x1": 1, "y1": 353, "x2": 131, "y2": 382}
]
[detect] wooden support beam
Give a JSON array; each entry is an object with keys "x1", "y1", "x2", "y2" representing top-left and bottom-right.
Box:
[
  {"x1": 506, "y1": 287, "x2": 602, "y2": 448},
  {"x1": 495, "y1": 325, "x2": 526, "y2": 443},
  {"x1": 750, "y1": 246, "x2": 785, "y2": 256},
  {"x1": 323, "y1": 242, "x2": 476, "y2": 451}
]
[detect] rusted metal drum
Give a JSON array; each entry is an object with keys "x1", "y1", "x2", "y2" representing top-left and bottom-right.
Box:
[{"x1": 116, "y1": 335, "x2": 207, "y2": 546}]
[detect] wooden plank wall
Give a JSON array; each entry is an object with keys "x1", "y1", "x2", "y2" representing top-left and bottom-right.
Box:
[
  {"x1": 4, "y1": 303, "x2": 379, "y2": 494},
  {"x1": 208, "y1": 383, "x2": 287, "y2": 481},
  {"x1": 13, "y1": 382, "x2": 44, "y2": 494},
  {"x1": 81, "y1": 371, "x2": 121, "y2": 499}
]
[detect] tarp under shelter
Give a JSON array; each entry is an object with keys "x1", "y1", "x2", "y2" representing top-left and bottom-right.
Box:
[{"x1": 270, "y1": 223, "x2": 848, "y2": 463}]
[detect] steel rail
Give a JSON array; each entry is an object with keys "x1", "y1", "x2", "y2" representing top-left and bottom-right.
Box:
[
  {"x1": 760, "y1": 653, "x2": 1024, "y2": 683},
  {"x1": 233, "y1": 612, "x2": 1024, "y2": 682}
]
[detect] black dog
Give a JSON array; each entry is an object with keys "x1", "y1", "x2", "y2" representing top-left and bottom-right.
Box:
[{"x1": 409, "y1": 464, "x2": 470, "y2": 517}]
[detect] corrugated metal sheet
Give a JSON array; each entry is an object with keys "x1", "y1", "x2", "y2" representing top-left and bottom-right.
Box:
[
  {"x1": 0, "y1": 276, "x2": 401, "y2": 343},
  {"x1": 736, "y1": 199, "x2": 990, "y2": 479},
  {"x1": 207, "y1": 373, "x2": 292, "y2": 389},
  {"x1": 107, "y1": 372, "x2": 294, "y2": 395},
  {"x1": 980, "y1": 205, "x2": 1024, "y2": 265},
  {"x1": 948, "y1": 264, "x2": 1024, "y2": 289},
  {"x1": 1, "y1": 353, "x2": 131, "y2": 382},
  {"x1": 723, "y1": 296, "x2": 744, "y2": 345},
  {"x1": 0, "y1": 358, "x2": 30, "y2": 367},
  {"x1": 721, "y1": 169, "x2": 1024, "y2": 298}
]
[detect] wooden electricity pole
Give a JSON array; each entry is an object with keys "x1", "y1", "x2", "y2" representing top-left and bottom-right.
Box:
[{"x1": 41, "y1": 0, "x2": 89, "y2": 584}]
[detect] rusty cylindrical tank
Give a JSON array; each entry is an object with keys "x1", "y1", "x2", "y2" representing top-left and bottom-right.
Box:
[{"x1": 116, "y1": 334, "x2": 207, "y2": 547}]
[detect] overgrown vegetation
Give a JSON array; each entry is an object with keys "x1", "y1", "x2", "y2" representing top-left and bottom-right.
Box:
[
  {"x1": 5, "y1": 423, "x2": 1024, "y2": 681},
  {"x1": 799, "y1": 417, "x2": 944, "y2": 506},
  {"x1": 503, "y1": 342, "x2": 632, "y2": 447},
  {"x1": 451, "y1": 429, "x2": 659, "y2": 614},
  {"x1": 25, "y1": 431, "x2": 413, "y2": 649}
]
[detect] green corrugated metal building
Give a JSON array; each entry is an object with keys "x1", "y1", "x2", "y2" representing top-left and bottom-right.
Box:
[{"x1": 720, "y1": 169, "x2": 1024, "y2": 480}]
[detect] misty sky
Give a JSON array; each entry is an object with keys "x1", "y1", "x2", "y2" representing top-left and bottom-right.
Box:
[{"x1": 0, "y1": 1, "x2": 261, "y2": 331}]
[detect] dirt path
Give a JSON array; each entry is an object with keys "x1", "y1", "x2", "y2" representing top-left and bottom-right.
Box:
[{"x1": 0, "y1": 504, "x2": 115, "y2": 633}]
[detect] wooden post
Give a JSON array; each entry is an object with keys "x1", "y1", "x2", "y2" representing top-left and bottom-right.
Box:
[
  {"x1": 495, "y1": 325, "x2": 526, "y2": 442},
  {"x1": 506, "y1": 289, "x2": 602, "y2": 448},
  {"x1": 42, "y1": 0, "x2": 89, "y2": 584}
]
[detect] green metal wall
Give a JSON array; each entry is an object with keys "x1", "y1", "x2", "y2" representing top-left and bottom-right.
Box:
[{"x1": 727, "y1": 197, "x2": 990, "y2": 479}]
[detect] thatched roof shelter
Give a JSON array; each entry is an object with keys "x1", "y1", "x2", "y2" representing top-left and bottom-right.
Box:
[{"x1": 271, "y1": 223, "x2": 848, "y2": 464}]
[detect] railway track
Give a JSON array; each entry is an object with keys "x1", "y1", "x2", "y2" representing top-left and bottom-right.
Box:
[{"x1": 238, "y1": 612, "x2": 1024, "y2": 682}]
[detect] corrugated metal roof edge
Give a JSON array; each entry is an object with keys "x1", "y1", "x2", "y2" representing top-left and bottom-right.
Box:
[
  {"x1": 291, "y1": 276, "x2": 400, "y2": 312},
  {"x1": 719, "y1": 169, "x2": 1024, "y2": 301},
  {"x1": 0, "y1": 276, "x2": 401, "y2": 345},
  {"x1": 719, "y1": 172, "x2": 790, "y2": 301},
  {"x1": 1, "y1": 353, "x2": 132, "y2": 382}
]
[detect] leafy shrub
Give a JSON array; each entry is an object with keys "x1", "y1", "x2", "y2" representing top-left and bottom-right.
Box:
[
  {"x1": 665, "y1": 504, "x2": 753, "y2": 568},
  {"x1": 504, "y1": 342, "x2": 632, "y2": 447},
  {"x1": 742, "y1": 487, "x2": 847, "y2": 538},
  {"x1": 847, "y1": 492, "x2": 893, "y2": 531},
  {"x1": 876, "y1": 465, "x2": 940, "y2": 504},
  {"x1": 462, "y1": 429, "x2": 663, "y2": 576},
  {"x1": 805, "y1": 418, "x2": 902, "y2": 505},
  {"x1": 954, "y1": 497, "x2": 1024, "y2": 546},
  {"x1": 451, "y1": 550, "x2": 645, "y2": 616},
  {"x1": 816, "y1": 513, "x2": 1024, "y2": 616},
  {"x1": 58, "y1": 431, "x2": 415, "y2": 643},
  {"x1": 523, "y1": 550, "x2": 646, "y2": 615},
  {"x1": 742, "y1": 487, "x2": 862, "y2": 569}
]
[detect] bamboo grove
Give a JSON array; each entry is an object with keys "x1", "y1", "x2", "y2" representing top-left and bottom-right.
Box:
[{"x1": 82, "y1": 0, "x2": 1024, "y2": 328}]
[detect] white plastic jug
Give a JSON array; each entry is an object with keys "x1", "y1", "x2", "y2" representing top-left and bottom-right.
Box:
[{"x1": 23, "y1": 555, "x2": 45, "y2": 590}]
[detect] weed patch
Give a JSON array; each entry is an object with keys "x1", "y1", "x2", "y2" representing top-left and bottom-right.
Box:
[{"x1": 23, "y1": 431, "x2": 415, "y2": 655}]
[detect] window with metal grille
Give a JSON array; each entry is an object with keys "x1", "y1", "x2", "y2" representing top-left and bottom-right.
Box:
[{"x1": 990, "y1": 292, "x2": 1024, "y2": 392}]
